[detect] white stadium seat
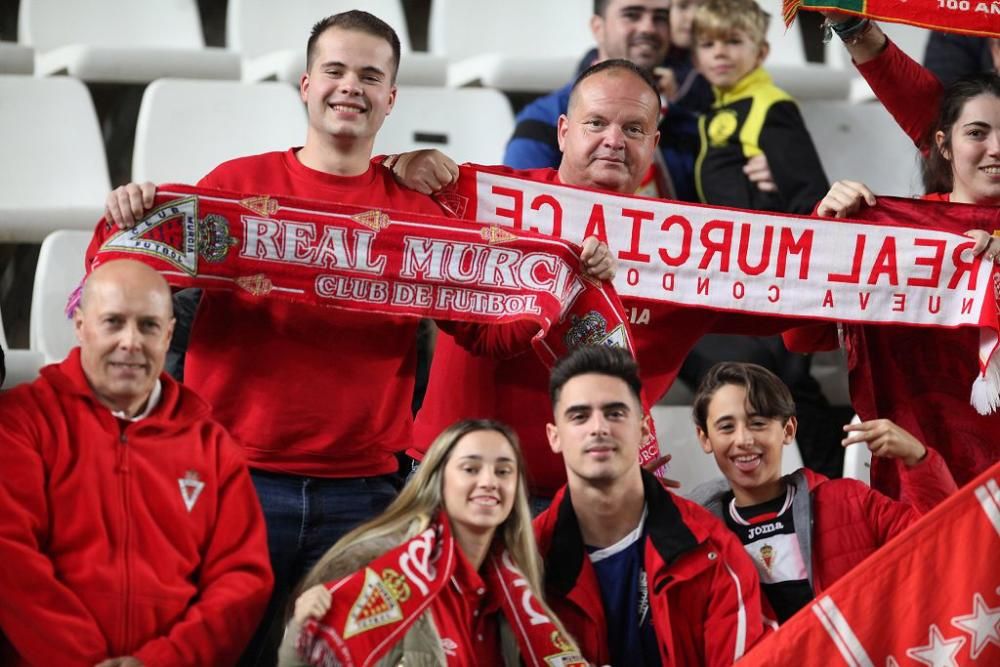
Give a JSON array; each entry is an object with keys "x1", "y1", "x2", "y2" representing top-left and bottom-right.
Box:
[
  {"x1": 0, "y1": 76, "x2": 109, "y2": 242},
  {"x1": 19, "y1": 0, "x2": 239, "y2": 82},
  {"x1": 0, "y1": 42, "x2": 33, "y2": 74},
  {"x1": 651, "y1": 405, "x2": 804, "y2": 496},
  {"x1": 0, "y1": 304, "x2": 44, "y2": 390},
  {"x1": 429, "y1": 0, "x2": 594, "y2": 91},
  {"x1": 132, "y1": 78, "x2": 307, "y2": 184},
  {"x1": 228, "y1": 0, "x2": 446, "y2": 86},
  {"x1": 800, "y1": 99, "x2": 923, "y2": 197},
  {"x1": 373, "y1": 86, "x2": 514, "y2": 165},
  {"x1": 30, "y1": 231, "x2": 91, "y2": 365},
  {"x1": 826, "y1": 22, "x2": 932, "y2": 103}
]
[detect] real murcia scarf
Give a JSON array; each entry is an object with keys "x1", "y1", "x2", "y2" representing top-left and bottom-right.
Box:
[
  {"x1": 83, "y1": 184, "x2": 661, "y2": 463},
  {"x1": 443, "y1": 164, "x2": 1000, "y2": 414},
  {"x1": 295, "y1": 515, "x2": 587, "y2": 667},
  {"x1": 781, "y1": 0, "x2": 1000, "y2": 39}
]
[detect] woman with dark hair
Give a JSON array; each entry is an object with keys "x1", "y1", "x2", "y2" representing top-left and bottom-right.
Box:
[
  {"x1": 787, "y1": 64, "x2": 1000, "y2": 497},
  {"x1": 818, "y1": 71, "x2": 1000, "y2": 216},
  {"x1": 277, "y1": 420, "x2": 585, "y2": 667}
]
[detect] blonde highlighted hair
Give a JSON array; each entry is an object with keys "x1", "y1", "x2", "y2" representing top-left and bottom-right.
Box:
[
  {"x1": 298, "y1": 419, "x2": 578, "y2": 650},
  {"x1": 693, "y1": 0, "x2": 770, "y2": 46}
]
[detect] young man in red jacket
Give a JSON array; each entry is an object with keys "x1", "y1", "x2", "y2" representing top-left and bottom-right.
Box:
[
  {"x1": 689, "y1": 361, "x2": 957, "y2": 625},
  {"x1": 0, "y1": 260, "x2": 272, "y2": 666},
  {"x1": 534, "y1": 345, "x2": 766, "y2": 666}
]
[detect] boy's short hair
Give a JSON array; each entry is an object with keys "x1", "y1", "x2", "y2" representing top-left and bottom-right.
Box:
[
  {"x1": 549, "y1": 345, "x2": 643, "y2": 408},
  {"x1": 692, "y1": 362, "x2": 795, "y2": 432},
  {"x1": 307, "y1": 10, "x2": 401, "y2": 80},
  {"x1": 692, "y1": 0, "x2": 769, "y2": 46}
]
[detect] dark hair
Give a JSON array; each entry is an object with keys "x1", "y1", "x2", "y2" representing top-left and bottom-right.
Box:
[
  {"x1": 549, "y1": 345, "x2": 643, "y2": 407},
  {"x1": 568, "y1": 58, "x2": 662, "y2": 111},
  {"x1": 923, "y1": 72, "x2": 1000, "y2": 195},
  {"x1": 593, "y1": 0, "x2": 610, "y2": 16},
  {"x1": 692, "y1": 362, "x2": 796, "y2": 432},
  {"x1": 306, "y1": 10, "x2": 401, "y2": 80}
]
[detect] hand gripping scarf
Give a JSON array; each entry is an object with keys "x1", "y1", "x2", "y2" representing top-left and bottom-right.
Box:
[
  {"x1": 782, "y1": 0, "x2": 1000, "y2": 39},
  {"x1": 83, "y1": 184, "x2": 661, "y2": 462},
  {"x1": 295, "y1": 514, "x2": 588, "y2": 667}
]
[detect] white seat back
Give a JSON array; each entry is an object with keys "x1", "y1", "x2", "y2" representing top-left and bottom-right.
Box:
[
  {"x1": 19, "y1": 0, "x2": 206, "y2": 50},
  {"x1": 31, "y1": 231, "x2": 91, "y2": 365},
  {"x1": 0, "y1": 76, "x2": 109, "y2": 241},
  {"x1": 132, "y1": 78, "x2": 307, "y2": 184},
  {"x1": 800, "y1": 99, "x2": 923, "y2": 197},
  {"x1": 374, "y1": 87, "x2": 514, "y2": 165},
  {"x1": 429, "y1": 0, "x2": 593, "y2": 60},
  {"x1": 0, "y1": 302, "x2": 45, "y2": 389},
  {"x1": 228, "y1": 0, "x2": 415, "y2": 59},
  {"x1": 652, "y1": 405, "x2": 805, "y2": 497},
  {"x1": 759, "y1": 0, "x2": 807, "y2": 66}
]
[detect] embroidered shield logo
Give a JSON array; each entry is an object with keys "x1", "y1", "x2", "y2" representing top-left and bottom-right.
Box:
[
  {"x1": 563, "y1": 311, "x2": 628, "y2": 350},
  {"x1": 178, "y1": 470, "x2": 205, "y2": 512},
  {"x1": 343, "y1": 568, "x2": 405, "y2": 638}
]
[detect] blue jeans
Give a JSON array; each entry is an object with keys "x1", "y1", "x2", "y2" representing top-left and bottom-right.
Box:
[{"x1": 239, "y1": 470, "x2": 399, "y2": 666}]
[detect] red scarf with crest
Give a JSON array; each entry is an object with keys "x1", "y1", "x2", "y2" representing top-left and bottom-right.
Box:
[{"x1": 295, "y1": 514, "x2": 587, "y2": 667}]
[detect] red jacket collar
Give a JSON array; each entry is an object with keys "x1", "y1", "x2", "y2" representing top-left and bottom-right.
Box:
[
  {"x1": 41, "y1": 348, "x2": 210, "y2": 428},
  {"x1": 536, "y1": 469, "x2": 701, "y2": 597}
]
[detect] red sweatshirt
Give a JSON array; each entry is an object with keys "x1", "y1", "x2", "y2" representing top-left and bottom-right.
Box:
[
  {"x1": 0, "y1": 349, "x2": 272, "y2": 666},
  {"x1": 183, "y1": 148, "x2": 530, "y2": 477}
]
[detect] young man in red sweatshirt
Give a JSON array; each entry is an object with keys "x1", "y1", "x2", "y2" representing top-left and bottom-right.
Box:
[
  {"x1": 101, "y1": 11, "x2": 614, "y2": 664},
  {"x1": 0, "y1": 260, "x2": 272, "y2": 666}
]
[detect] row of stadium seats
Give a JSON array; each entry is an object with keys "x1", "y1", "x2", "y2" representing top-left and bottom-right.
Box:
[
  {"x1": 0, "y1": 72, "x2": 921, "y2": 246},
  {"x1": 0, "y1": 0, "x2": 931, "y2": 98}
]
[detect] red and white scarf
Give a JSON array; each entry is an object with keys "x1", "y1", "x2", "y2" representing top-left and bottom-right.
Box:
[
  {"x1": 444, "y1": 164, "x2": 1000, "y2": 414},
  {"x1": 84, "y1": 184, "x2": 660, "y2": 462},
  {"x1": 295, "y1": 514, "x2": 587, "y2": 667}
]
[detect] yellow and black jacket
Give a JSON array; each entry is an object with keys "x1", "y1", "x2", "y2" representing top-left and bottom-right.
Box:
[{"x1": 695, "y1": 67, "x2": 829, "y2": 215}]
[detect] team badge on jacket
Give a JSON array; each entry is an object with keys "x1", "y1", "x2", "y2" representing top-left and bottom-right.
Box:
[{"x1": 178, "y1": 470, "x2": 205, "y2": 512}]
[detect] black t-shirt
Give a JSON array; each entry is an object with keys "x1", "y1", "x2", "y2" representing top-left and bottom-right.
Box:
[{"x1": 724, "y1": 487, "x2": 814, "y2": 623}]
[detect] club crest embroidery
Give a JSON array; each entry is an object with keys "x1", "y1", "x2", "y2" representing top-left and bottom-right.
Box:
[
  {"x1": 178, "y1": 470, "x2": 205, "y2": 512},
  {"x1": 351, "y1": 209, "x2": 391, "y2": 232},
  {"x1": 563, "y1": 310, "x2": 627, "y2": 350},
  {"x1": 759, "y1": 544, "x2": 775, "y2": 574},
  {"x1": 240, "y1": 195, "x2": 280, "y2": 217},
  {"x1": 707, "y1": 109, "x2": 739, "y2": 147},
  {"x1": 236, "y1": 274, "x2": 273, "y2": 296},
  {"x1": 544, "y1": 631, "x2": 589, "y2": 667},
  {"x1": 343, "y1": 568, "x2": 406, "y2": 638},
  {"x1": 480, "y1": 225, "x2": 518, "y2": 245},
  {"x1": 436, "y1": 190, "x2": 469, "y2": 218},
  {"x1": 101, "y1": 197, "x2": 237, "y2": 276}
]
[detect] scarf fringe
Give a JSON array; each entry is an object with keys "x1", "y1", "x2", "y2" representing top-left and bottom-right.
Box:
[{"x1": 971, "y1": 354, "x2": 1000, "y2": 415}]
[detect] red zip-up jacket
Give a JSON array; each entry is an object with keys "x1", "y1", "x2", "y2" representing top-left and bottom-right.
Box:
[
  {"x1": 533, "y1": 471, "x2": 766, "y2": 666},
  {"x1": 0, "y1": 349, "x2": 273, "y2": 666}
]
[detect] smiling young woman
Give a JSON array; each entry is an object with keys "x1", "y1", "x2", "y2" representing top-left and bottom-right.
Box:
[{"x1": 277, "y1": 420, "x2": 584, "y2": 667}]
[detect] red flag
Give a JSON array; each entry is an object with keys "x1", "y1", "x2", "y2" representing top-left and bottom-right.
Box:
[{"x1": 739, "y1": 461, "x2": 1000, "y2": 665}]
